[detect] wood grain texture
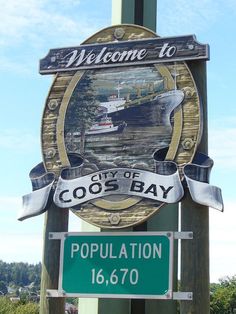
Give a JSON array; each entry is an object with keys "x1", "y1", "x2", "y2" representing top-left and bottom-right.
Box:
[{"x1": 180, "y1": 61, "x2": 210, "y2": 314}]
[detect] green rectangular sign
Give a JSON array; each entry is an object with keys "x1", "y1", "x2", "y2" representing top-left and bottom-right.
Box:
[{"x1": 58, "y1": 232, "x2": 173, "y2": 299}]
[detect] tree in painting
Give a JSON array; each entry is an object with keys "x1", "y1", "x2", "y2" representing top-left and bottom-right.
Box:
[{"x1": 67, "y1": 71, "x2": 99, "y2": 155}]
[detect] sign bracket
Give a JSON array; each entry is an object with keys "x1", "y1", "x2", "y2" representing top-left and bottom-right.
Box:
[
  {"x1": 49, "y1": 231, "x2": 194, "y2": 240},
  {"x1": 49, "y1": 231, "x2": 193, "y2": 240},
  {"x1": 174, "y1": 231, "x2": 193, "y2": 240},
  {"x1": 172, "y1": 292, "x2": 193, "y2": 300},
  {"x1": 46, "y1": 289, "x2": 193, "y2": 300}
]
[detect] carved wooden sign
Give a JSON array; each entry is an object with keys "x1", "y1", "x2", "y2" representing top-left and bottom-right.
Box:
[
  {"x1": 38, "y1": 25, "x2": 206, "y2": 229},
  {"x1": 19, "y1": 25, "x2": 223, "y2": 228},
  {"x1": 39, "y1": 34, "x2": 209, "y2": 74}
]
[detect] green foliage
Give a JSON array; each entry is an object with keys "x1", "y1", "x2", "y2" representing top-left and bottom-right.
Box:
[
  {"x1": 0, "y1": 297, "x2": 39, "y2": 314},
  {"x1": 0, "y1": 262, "x2": 45, "y2": 313},
  {"x1": 210, "y1": 275, "x2": 236, "y2": 313},
  {"x1": 14, "y1": 302, "x2": 39, "y2": 314},
  {"x1": 0, "y1": 260, "x2": 41, "y2": 289},
  {"x1": 0, "y1": 281, "x2": 8, "y2": 295},
  {"x1": 0, "y1": 297, "x2": 15, "y2": 314},
  {"x1": 66, "y1": 297, "x2": 78, "y2": 306}
]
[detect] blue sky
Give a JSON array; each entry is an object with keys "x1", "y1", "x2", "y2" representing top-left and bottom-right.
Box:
[{"x1": 0, "y1": 0, "x2": 235, "y2": 283}]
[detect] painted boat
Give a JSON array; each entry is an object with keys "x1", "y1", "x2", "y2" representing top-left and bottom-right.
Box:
[{"x1": 73, "y1": 116, "x2": 126, "y2": 136}]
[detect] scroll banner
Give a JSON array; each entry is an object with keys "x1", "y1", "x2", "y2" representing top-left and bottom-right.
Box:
[
  {"x1": 19, "y1": 163, "x2": 55, "y2": 221},
  {"x1": 18, "y1": 148, "x2": 223, "y2": 221},
  {"x1": 54, "y1": 166, "x2": 183, "y2": 207}
]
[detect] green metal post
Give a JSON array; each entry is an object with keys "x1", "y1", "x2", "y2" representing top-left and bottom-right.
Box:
[
  {"x1": 146, "y1": 205, "x2": 179, "y2": 314},
  {"x1": 112, "y1": 0, "x2": 156, "y2": 31},
  {"x1": 112, "y1": 0, "x2": 135, "y2": 25},
  {"x1": 100, "y1": 2, "x2": 178, "y2": 314}
]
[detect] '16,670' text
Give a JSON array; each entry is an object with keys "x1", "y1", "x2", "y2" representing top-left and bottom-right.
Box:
[{"x1": 91, "y1": 268, "x2": 139, "y2": 286}]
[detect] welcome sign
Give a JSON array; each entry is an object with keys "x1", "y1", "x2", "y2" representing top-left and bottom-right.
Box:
[
  {"x1": 20, "y1": 24, "x2": 223, "y2": 228},
  {"x1": 39, "y1": 35, "x2": 209, "y2": 74}
]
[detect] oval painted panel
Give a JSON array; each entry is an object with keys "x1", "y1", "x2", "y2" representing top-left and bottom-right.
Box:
[{"x1": 41, "y1": 25, "x2": 202, "y2": 228}]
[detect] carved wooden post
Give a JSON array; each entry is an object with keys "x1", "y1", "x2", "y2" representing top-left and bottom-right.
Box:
[
  {"x1": 180, "y1": 61, "x2": 210, "y2": 314},
  {"x1": 39, "y1": 204, "x2": 68, "y2": 314}
]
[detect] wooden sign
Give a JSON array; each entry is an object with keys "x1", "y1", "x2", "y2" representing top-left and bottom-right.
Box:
[{"x1": 41, "y1": 25, "x2": 203, "y2": 228}]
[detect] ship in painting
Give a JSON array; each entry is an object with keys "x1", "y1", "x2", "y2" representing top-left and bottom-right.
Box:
[
  {"x1": 73, "y1": 115, "x2": 126, "y2": 137},
  {"x1": 97, "y1": 85, "x2": 126, "y2": 116},
  {"x1": 97, "y1": 85, "x2": 185, "y2": 127}
]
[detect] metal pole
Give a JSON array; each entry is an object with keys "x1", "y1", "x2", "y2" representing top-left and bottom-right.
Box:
[
  {"x1": 112, "y1": 0, "x2": 156, "y2": 31},
  {"x1": 180, "y1": 61, "x2": 210, "y2": 314},
  {"x1": 146, "y1": 205, "x2": 179, "y2": 314},
  {"x1": 102, "y1": 2, "x2": 179, "y2": 314}
]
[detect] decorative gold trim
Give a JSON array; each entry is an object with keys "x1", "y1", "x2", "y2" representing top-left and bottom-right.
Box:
[
  {"x1": 154, "y1": 64, "x2": 183, "y2": 161},
  {"x1": 91, "y1": 197, "x2": 142, "y2": 210},
  {"x1": 57, "y1": 71, "x2": 85, "y2": 167}
]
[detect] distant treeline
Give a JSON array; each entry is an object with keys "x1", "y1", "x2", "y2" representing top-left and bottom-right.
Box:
[{"x1": 0, "y1": 260, "x2": 41, "y2": 287}]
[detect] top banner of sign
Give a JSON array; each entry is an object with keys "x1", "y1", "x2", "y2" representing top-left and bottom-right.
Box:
[{"x1": 39, "y1": 35, "x2": 209, "y2": 74}]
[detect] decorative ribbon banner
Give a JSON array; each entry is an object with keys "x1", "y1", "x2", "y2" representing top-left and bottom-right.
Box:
[
  {"x1": 183, "y1": 152, "x2": 223, "y2": 211},
  {"x1": 54, "y1": 166, "x2": 183, "y2": 208},
  {"x1": 18, "y1": 163, "x2": 55, "y2": 221},
  {"x1": 19, "y1": 149, "x2": 224, "y2": 221}
]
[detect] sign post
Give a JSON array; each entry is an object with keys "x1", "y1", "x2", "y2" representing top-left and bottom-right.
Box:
[
  {"x1": 107, "y1": 2, "x2": 176, "y2": 313},
  {"x1": 180, "y1": 61, "x2": 210, "y2": 313},
  {"x1": 39, "y1": 205, "x2": 68, "y2": 314},
  {"x1": 112, "y1": 1, "x2": 179, "y2": 313}
]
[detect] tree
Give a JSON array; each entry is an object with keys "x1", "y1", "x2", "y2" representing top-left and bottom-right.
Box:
[
  {"x1": 15, "y1": 302, "x2": 39, "y2": 314},
  {"x1": 0, "y1": 281, "x2": 8, "y2": 295},
  {"x1": 66, "y1": 71, "x2": 100, "y2": 155},
  {"x1": 0, "y1": 297, "x2": 15, "y2": 314},
  {"x1": 0, "y1": 297, "x2": 39, "y2": 314},
  {"x1": 0, "y1": 260, "x2": 41, "y2": 290},
  {"x1": 210, "y1": 275, "x2": 236, "y2": 313}
]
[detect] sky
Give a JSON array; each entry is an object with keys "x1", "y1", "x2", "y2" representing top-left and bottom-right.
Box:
[{"x1": 0, "y1": 0, "x2": 235, "y2": 284}]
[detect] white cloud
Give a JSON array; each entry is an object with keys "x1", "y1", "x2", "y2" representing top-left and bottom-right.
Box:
[
  {"x1": 158, "y1": 0, "x2": 221, "y2": 35},
  {"x1": 0, "y1": 195, "x2": 43, "y2": 262},
  {"x1": 0, "y1": 54, "x2": 33, "y2": 74},
  {"x1": 0, "y1": 0, "x2": 107, "y2": 48},
  {"x1": 158, "y1": 0, "x2": 236, "y2": 36},
  {"x1": 209, "y1": 124, "x2": 236, "y2": 169},
  {"x1": 210, "y1": 199, "x2": 236, "y2": 282},
  {"x1": 69, "y1": 212, "x2": 82, "y2": 231},
  {"x1": 224, "y1": 0, "x2": 236, "y2": 13},
  {"x1": 0, "y1": 0, "x2": 109, "y2": 74},
  {"x1": 0, "y1": 196, "x2": 21, "y2": 209},
  {"x1": 0, "y1": 129, "x2": 39, "y2": 152},
  {"x1": 0, "y1": 195, "x2": 82, "y2": 263},
  {"x1": 0, "y1": 196, "x2": 38, "y2": 227},
  {"x1": 0, "y1": 233, "x2": 43, "y2": 263},
  {"x1": 0, "y1": 195, "x2": 42, "y2": 262}
]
